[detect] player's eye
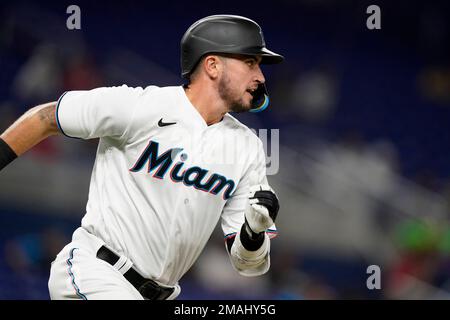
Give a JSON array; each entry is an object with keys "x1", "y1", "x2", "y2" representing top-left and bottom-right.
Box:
[{"x1": 246, "y1": 59, "x2": 256, "y2": 67}]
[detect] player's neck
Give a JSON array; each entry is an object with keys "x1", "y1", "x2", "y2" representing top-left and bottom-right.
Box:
[{"x1": 183, "y1": 84, "x2": 226, "y2": 126}]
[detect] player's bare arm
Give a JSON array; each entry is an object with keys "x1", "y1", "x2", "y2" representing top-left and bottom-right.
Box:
[{"x1": 0, "y1": 102, "x2": 59, "y2": 170}]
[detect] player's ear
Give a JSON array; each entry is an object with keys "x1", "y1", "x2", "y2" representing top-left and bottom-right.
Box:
[{"x1": 203, "y1": 55, "x2": 222, "y2": 80}]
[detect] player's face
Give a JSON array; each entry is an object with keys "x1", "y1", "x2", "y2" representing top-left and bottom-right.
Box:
[{"x1": 217, "y1": 54, "x2": 265, "y2": 113}]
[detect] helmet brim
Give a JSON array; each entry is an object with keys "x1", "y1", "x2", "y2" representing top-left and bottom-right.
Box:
[{"x1": 239, "y1": 47, "x2": 284, "y2": 64}]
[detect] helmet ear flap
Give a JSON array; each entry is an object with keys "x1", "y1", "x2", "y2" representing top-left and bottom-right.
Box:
[{"x1": 250, "y1": 83, "x2": 270, "y2": 112}]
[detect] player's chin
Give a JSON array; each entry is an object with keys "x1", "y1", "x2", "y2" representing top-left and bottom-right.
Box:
[
  {"x1": 242, "y1": 93, "x2": 254, "y2": 111},
  {"x1": 230, "y1": 100, "x2": 252, "y2": 113},
  {"x1": 227, "y1": 92, "x2": 253, "y2": 113}
]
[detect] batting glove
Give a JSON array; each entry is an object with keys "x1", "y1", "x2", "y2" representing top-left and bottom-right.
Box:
[{"x1": 244, "y1": 173, "x2": 280, "y2": 235}]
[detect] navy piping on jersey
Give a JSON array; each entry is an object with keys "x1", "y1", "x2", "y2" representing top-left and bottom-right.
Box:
[
  {"x1": 66, "y1": 248, "x2": 87, "y2": 300},
  {"x1": 224, "y1": 232, "x2": 237, "y2": 240},
  {"x1": 55, "y1": 91, "x2": 80, "y2": 139}
]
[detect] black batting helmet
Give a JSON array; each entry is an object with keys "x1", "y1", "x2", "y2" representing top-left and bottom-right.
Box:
[
  {"x1": 180, "y1": 15, "x2": 284, "y2": 112},
  {"x1": 180, "y1": 14, "x2": 284, "y2": 78}
]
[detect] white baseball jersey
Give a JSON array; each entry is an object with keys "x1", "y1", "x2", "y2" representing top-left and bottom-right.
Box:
[{"x1": 55, "y1": 85, "x2": 277, "y2": 286}]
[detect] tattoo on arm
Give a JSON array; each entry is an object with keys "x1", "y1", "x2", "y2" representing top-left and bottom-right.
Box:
[
  {"x1": 0, "y1": 102, "x2": 59, "y2": 156},
  {"x1": 37, "y1": 103, "x2": 58, "y2": 134}
]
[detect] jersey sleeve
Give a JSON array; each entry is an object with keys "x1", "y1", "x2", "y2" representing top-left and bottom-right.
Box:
[
  {"x1": 221, "y1": 138, "x2": 278, "y2": 241},
  {"x1": 55, "y1": 85, "x2": 143, "y2": 140}
]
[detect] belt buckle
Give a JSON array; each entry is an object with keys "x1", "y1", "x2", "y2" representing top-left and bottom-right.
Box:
[{"x1": 139, "y1": 280, "x2": 168, "y2": 300}]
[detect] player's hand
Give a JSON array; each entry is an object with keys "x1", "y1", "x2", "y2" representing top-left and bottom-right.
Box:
[{"x1": 244, "y1": 172, "x2": 280, "y2": 234}]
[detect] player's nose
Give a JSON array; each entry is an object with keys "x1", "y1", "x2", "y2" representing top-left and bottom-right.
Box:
[{"x1": 254, "y1": 65, "x2": 265, "y2": 84}]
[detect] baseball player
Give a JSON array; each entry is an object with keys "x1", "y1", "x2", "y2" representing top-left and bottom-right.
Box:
[{"x1": 0, "y1": 15, "x2": 283, "y2": 300}]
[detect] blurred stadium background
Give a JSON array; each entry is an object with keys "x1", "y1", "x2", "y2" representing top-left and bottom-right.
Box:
[{"x1": 1, "y1": 0, "x2": 450, "y2": 299}]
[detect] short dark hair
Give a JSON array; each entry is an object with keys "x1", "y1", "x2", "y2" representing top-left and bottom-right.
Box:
[{"x1": 185, "y1": 54, "x2": 230, "y2": 85}]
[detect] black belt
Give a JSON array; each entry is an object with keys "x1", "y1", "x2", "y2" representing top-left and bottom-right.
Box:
[{"x1": 96, "y1": 245, "x2": 174, "y2": 300}]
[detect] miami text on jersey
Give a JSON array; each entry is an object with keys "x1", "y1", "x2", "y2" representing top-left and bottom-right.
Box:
[{"x1": 129, "y1": 140, "x2": 236, "y2": 200}]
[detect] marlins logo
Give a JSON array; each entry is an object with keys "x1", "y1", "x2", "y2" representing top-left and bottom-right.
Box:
[{"x1": 129, "y1": 140, "x2": 236, "y2": 200}]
